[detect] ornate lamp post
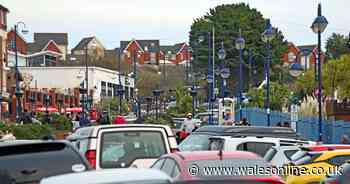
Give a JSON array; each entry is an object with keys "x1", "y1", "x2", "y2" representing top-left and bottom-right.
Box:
[
  {"x1": 262, "y1": 19, "x2": 276, "y2": 127},
  {"x1": 218, "y1": 41, "x2": 229, "y2": 106},
  {"x1": 311, "y1": 3, "x2": 328, "y2": 142},
  {"x1": 235, "y1": 30, "x2": 245, "y2": 121},
  {"x1": 13, "y1": 22, "x2": 28, "y2": 121}
]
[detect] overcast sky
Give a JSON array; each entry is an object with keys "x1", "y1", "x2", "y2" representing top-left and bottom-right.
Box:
[{"x1": 1, "y1": 0, "x2": 349, "y2": 49}]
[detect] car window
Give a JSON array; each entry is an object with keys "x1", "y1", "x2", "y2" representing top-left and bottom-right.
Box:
[
  {"x1": 291, "y1": 150, "x2": 307, "y2": 161},
  {"x1": 328, "y1": 155, "x2": 350, "y2": 166},
  {"x1": 100, "y1": 131, "x2": 166, "y2": 168},
  {"x1": 161, "y1": 158, "x2": 176, "y2": 176},
  {"x1": 294, "y1": 153, "x2": 322, "y2": 166},
  {"x1": 0, "y1": 143, "x2": 88, "y2": 183},
  {"x1": 208, "y1": 138, "x2": 224, "y2": 150},
  {"x1": 152, "y1": 158, "x2": 166, "y2": 169},
  {"x1": 77, "y1": 139, "x2": 89, "y2": 155},
  {"x1": 237, "y1": 142, "x2": 275, "y2": 157},
  {"x1": 179, "y1": 134, "x2": 211, "y2": 151},
  {"x1": 264, "y1": 147, "x2": 277, "y2": 162},
  {"x1": 284, "y1": 150, "x2": 298, "y2": 160},
  {"x1": 171, "y1": 164, "x2": 180, "y2": 178}
]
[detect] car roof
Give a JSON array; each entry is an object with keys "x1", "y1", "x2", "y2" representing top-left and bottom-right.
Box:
[
  {"x1": 303, "y1": 144, "x2": 350, "y2": 151},
  {"x1": 0, "y1": 140, "x2": 69, "y2": 148},
  {"x1": 194, "y1": 125, "x2": 302, "y2": 139},
  {"x1": 172, "y1": 151, "x2": 261, "y2": 161},
  {"x1": 67, "y1": 124, "x2": 174, "y2": 140},
  {"x1": 40, "y1": 169, "x2": 172, "y2": 184}
]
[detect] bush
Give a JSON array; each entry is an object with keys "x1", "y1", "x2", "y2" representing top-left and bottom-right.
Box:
[
  {"x1": 0, "y1": 123, "x2": 54, "y2": 139},
  {"x1": 51, "y1": 114, "x2": 72, "y2": 131},
  {"x1": 143, "y1": 114, "x2": 174, "y2": 128}
]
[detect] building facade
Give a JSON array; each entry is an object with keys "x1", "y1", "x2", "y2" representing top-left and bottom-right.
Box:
[
  {"x1": 0, "y1": 4, "x2": 9, "y2": 120},
  {"x1": 7, "y1": 30, "x2": 27, "y2": 67},
  {"x1": 18, "y1": 66, "x2": 135, "y2": 103},
  {"x1": 71, "y1": 36, "x2": 105, "y2": 60}
]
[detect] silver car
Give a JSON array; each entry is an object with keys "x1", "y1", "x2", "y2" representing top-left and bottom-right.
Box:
[{"x1": 40, "y1": 168, "x2": 172, "y2": 184}]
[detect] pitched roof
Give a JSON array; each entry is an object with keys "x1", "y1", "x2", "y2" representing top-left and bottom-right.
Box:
[
  {"x1": 72, "y1": 37, "x2": 94, "y2": 51},
  {"x1": 160, "y1": 43, "x2": 186, "y2": 54},
  {"x1": 34, "y1": 33, "x2": 68, "y2": 45},
  {"x1": 120, "y1": 40, "x2": 160, "y2": 52},
  {"x1": 0, "y1": 4, "x2": 9, "y2": 12},
  {"x1": 27, "y1": 42, "x2": 47, "y2": 53}
]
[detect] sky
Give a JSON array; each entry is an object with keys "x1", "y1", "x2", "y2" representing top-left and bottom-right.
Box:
[{"x1": 1, "y1": 0, "x2": 349, "y2": 49}]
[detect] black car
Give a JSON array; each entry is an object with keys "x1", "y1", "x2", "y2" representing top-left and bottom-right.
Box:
[
  {"x1": 0, "y1": 140, "x2": 91, "y2": 184},
  {"x1": 322, "y1": 161, "x2": 350, "y2": 184},
  {"x1": 178, "y1": 125, "x2": 305, "y2": 151}
]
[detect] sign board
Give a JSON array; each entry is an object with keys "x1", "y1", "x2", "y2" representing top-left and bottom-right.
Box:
[{"x1": 290, "y1": 104, "x2": 298, "y2": 131}]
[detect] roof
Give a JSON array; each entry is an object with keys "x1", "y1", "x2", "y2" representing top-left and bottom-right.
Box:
[
  {"x1": 0, "y1": 4, "x2": 9, "y2": 12},
  {"x1": 297, "y1": 44, "x2": 316, "y2": 53},
  {"x1": 34, "y1": 33, "x2": 68, "y2": 45},
  {"x1": 40, "y1": 169, "x2": 172, "y2": 184},
  {"x1": 160, "y1": 43, "x2": 186, "y2": 55},
  {"x1": 72, "y1": 37, "x2": 94, "y2": 51},
  {"x1": 194, "y1": 126, "x2": 302, "y2": 139},
  {"x1": 120, "y1": 40, "x2": 160, "y2": 52},
  {"x1": 173, "y1": 151, "x2": 261, "y2": 161}
]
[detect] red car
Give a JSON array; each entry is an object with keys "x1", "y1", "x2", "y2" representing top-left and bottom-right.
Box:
[
  {"x1": 291, "y1": 144, "x2": 350, "y2": 162},
  {"x1": 151, "y1": 151, "x2": 285, "y2": 184}
]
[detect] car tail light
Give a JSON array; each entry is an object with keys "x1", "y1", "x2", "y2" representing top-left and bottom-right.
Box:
[
  {"x1": 171, "y1": 148, "x2": 179, "y2": 153},
  {"x1": 85, "y1": 150, "x2": 96, "y2": 169}
]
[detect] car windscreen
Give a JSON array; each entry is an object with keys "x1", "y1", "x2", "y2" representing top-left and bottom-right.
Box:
[
  {"x1": 179, "y1": 134, "x2": 211, "y2": 151},
  {"x1": 0, "y1": 143, "x2": 87, "y2": 183},
  {"x1": 187, "y1": 158, "x2": 271, "y2": 178},
  {"x1": 264, "y1": 147, "x2": 277, "y2": 162},
  {"x1": 100, "y1": 131, "x2": 166, "y2": 168},
  {"x1": 290, "y1": 150, "x2": 307, "y2": 162}
]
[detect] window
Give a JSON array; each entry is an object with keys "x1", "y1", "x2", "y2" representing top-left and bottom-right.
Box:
[
  {"x1": 152, "y1": 158, "x2": 165, "y2": 169},
  {"x1": 76, "y1": 139, "x2": 89, "y2": 155},
  {"x1": 150, "y1": 52, "x2": 156, "y2": 62},
  {"x1": 264, "y1": 147, "x2": 277, "y2": 162},
  {"x1": 237, "y1": 142, "x2": 275, "y2": 157},
  {"x1": 288, "y1": 52, "x2": 296, "y2": 62},
  {"x1": 107, "y1": 83, "x2": 113, "y2": 97},
  {"x1": 113, "y1": 84, "x2": 118, "y2": 97},
  {"x1": 284, "y1": 150, "x2": 299, "y2": 160},
  {"x1": 161, "y1": 158, "x2": 176, "y2": 176},
  {"x1": 100, "y1": 131, "x2": 166, "y2": 168},
  {"x1": 101, "y1": 81, "x2": 106, "y2": 97},
  {"x1": 328, "y1": 155, "x2": 350, "y2": 166}
]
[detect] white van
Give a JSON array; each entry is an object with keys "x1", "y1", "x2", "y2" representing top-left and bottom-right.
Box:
[{"x1": 66, "y1": 124, "x2": 178, "y2": 170}]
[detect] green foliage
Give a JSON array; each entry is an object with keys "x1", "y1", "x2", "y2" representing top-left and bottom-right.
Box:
[
  {"x1": 97, "y1": 98, "x2": 129, "y2": 117},
  {"x1": 246, "y1": 82, "x2": 289, "y2": 111},
  {"x1": 326, "y1": 33, "x2": 350, "y2": 59},
  {"x1": 50, "y1": 114, "x2": 72, "y2": 131},
  {"x1": 296, "y1": 54, "x2": 350, "y2": 100},
  {"x1": 190, "y1": 3, "x2": 288, "y2": 90},
  {"x1": 0, "y1": 123, "x2": 54, "y2": 139},
  {"x1": 143, "y1": 114, "x2": 174, "y2": 128}
]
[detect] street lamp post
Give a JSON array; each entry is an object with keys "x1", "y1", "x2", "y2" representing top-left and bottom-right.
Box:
[
  {"x1": 153, "y1": 89, "x2": 161, "y2": 120},
  {"x1": 262, "y1": 19, "x2": 276, "y2": 127},
  {"x1": 311, "y1": 3, "x2": 328, "y2": 142},
  {"x1": 13, "y1": 22, "x2": 28, "y2": 122},
  {"x1": 218, "y1": 41, "x2": 228, "y2": 107},
  {"x1": 235, "y1": 29, "x2": 245, "y2": 121},
  {"x1": 44, "y1": 94, "x2": 50, "y2": 123}
]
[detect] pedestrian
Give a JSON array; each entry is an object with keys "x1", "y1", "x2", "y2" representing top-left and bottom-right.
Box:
[
  {"x1": 177, "y1": 126, "x2": 190, "y2": 142},
  {"x1": 114, "y1": 115, "x2": 126, "y2": 125},
  {"x1": 241, "y1": 117, "x2": 250, "y2": 126},
  {"x1": 181, "y1": 113, "x2": 196, "y2": 133},
  {"x1": 341, "y1": 135, "x2": 349, "y2": 144},
  {"x1": 100, "y1": 111, "x2": 111, "y2": 125}
]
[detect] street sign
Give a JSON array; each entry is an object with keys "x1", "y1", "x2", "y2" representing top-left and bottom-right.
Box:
[
  {"x1": 291, "y1": 104, "x2": 298, "y2": 131},
  {"x1": 220, "y1": 68, "x2": 230, "y2": 79}
]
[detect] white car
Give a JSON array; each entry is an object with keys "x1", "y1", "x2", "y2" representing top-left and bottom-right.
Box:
[
  {"x1": 208, "y1": 136, "x2": 312, "y2": 157},
  {"x1": 40, "y1": 168, "x2": 172, "y2": 184},
  {"x1": 264, "y1": 145, "x2": 301, "y2": 167},
  {"x1": 66, "y1": 124, "x2": 178, "y2": 169}
]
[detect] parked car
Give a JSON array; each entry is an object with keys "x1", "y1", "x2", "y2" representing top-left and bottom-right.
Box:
[
  {"x1": 66, "y1": 124, "x2": 178, "y2": 169},
  {"x1": 0, "y1": 140, "x2": 91, "y2": 184},
  {"x1": 264, "y1": 145, "x2": 302, "y2": 167},
  {"x1": 286, "y1": 150, "x2": 350, "y2": 184},
  {"x1": 179, "y1": 125, "x2": 304, "y2": 152},
  {"x1": 289, "y1": 144, "x2": 350, "y2": 163},
  {"x1": 151, "y1": 151, "x2": 285, "y2": 183},
  {"x1": 40, "y1": 168, "x2": 172, "y2": 184},
  {"x1": 321, "y1": 161, "x2": 350, "y2": 184},
  {"x1": 208, "y1": 136, "x2": 310, "y2": 157}
]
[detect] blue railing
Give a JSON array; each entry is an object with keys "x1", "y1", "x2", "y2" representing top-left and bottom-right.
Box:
[{"x1": 235, "y1": 107, "x2": 350, "y2": 143}]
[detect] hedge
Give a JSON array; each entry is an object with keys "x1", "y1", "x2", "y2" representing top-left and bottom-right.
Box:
[{"x1": 0, "y1": 123, "x2": 54, "y2": 140}]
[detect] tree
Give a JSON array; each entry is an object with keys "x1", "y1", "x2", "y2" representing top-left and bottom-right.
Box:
[
  {"x1": 246, "y1": 82, "x2": 289, "y2": 111},
  {"x1": 189, "y1": 3, "x2": 288, "y2": 93},
  {"x1": 325, "y1": 33, "x2": 350, "y2": 59},
  {"x1": 296, "y1": 54, "x2": 350, "y2": 100}
]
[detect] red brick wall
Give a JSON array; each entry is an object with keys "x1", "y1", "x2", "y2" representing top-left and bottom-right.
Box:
[
  {"x1": 7, "y1": 31, "x2": 27, "y2": 54},
  {"x1": 124, "y1": 41, "x2": 145, "y2": 64}
]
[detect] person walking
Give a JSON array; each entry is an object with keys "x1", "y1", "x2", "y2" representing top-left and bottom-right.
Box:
[
  {"x1": 114, "y1": 114, "x2": 126, "y2": 125},
  {"x1": 181, "y1": 113, "x2": 196, "y2": 133},
  {"x1": 100, "y1": 111, "x2": 110, "y2": 125}
]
